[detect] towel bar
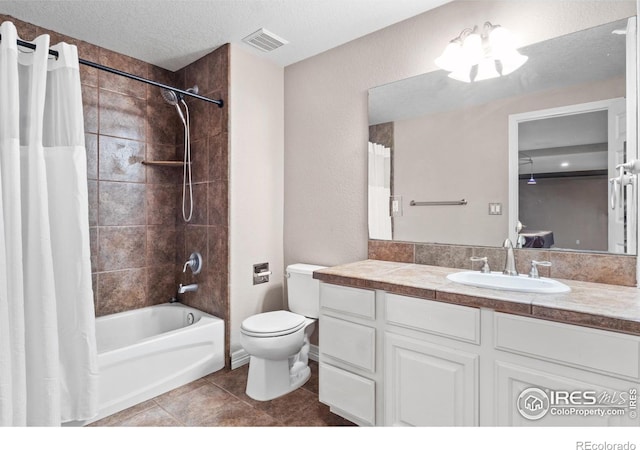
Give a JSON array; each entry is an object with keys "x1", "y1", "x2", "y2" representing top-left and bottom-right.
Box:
[{"x1": 409, "y1": 199, "x2": 467, "y2": 206}]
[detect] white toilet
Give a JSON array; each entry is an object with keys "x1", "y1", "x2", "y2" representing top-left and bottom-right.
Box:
[{"x1": 240, "y1": 263, "x2": 326, "y2": 401}]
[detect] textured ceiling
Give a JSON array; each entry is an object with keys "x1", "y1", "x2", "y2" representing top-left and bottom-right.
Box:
[{"x1": 0, "y1": 0, "x2": 450, "y2": 71}]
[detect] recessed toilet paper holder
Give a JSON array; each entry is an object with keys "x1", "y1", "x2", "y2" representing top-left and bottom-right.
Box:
[{"x1": 253, "y1": 262, "x2": 271, "y2": 285}]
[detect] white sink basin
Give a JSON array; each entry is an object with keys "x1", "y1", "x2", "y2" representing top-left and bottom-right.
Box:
[{"x1": 446, "y1": 271, "x2": 570, "y2": 294}]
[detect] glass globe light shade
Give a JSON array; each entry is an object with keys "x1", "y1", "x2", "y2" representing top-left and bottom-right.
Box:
[
  {"x1": 474, "y1": 58, "x2": 501, "y2": 81},
  {"x1": 488, "y1": 25, "x2": 517, "y2": 59},
  {"x1": 448, "y1": 65, "x2": 473, "y2": 82},
  {"x1": 461, "y1": 32, "x2": 483, "y2": 66},
  {"x1": 435, "y1": 40, "x2": 464, "y2": 72},
  {"x1": 499, "y1": 52, "x2": 528, "y2": 75}
]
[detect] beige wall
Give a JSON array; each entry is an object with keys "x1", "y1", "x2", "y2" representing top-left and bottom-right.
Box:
[
  {"x1": 393, "y1": 77, "x2": 624, "y2": 246},
  {"x1": 284, "y1": 0, "x2": 636, "y2": 267},
  {"x1": 229, "y1": 45, "x2": 285, "y2": 356}
]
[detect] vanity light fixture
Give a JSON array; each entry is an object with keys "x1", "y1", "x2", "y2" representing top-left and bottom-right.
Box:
[{"x1": 435, "y1": 22, "x2": 528, "y2": 82}]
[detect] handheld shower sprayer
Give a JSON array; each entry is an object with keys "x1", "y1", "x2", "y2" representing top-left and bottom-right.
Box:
[
  {"x1": 161, "y1": 86, "x2": 198, "y2": 222},
  {"x1": 160, "y1": 89, "x2": 186, "y2": 125}
]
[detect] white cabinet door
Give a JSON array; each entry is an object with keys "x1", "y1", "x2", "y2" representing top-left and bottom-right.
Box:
[
  {"x1": 385, "y1": 332, "x2": 478, "y2": 426},
  {"x1": 494, "y1": 361, "x2": 640, "y2": 426}
]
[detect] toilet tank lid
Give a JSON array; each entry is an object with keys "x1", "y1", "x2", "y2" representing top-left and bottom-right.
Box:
[{"x1": 286, "y1": 263, "x2": 327, "y2": 275}]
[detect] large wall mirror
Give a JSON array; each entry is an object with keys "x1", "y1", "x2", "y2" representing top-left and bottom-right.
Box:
[{"x1": 368, "y1": 17, "x2": 638, "y2": 255}]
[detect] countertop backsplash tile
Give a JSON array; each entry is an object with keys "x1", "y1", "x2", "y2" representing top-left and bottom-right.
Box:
[{"x1": 369, "y1": 239, "x2": 637, "y2": 287}]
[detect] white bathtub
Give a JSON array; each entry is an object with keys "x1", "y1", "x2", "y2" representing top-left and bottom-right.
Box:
[{"x1": 70, "y1": 303, "x2": 224, "y2": 426}]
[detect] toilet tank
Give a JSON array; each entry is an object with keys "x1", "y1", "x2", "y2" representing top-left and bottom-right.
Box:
[{"x1": 286, "y1": 263, "x2": 327, "y2": 319}]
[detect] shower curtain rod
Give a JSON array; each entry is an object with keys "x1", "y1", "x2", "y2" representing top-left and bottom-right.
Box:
[{"x1": 2, "y1": 35, "x2": 224, "y2": 108}]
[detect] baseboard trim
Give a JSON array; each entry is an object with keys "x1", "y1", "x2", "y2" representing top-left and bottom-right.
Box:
[
  {"x1": 309, "y1": 344, "x2": 319, "y2": 362},
  {"x1": 231, "y1": 344, "x2": 319, "y2": 370},
  {"x1": 231, "y1": 349, "x2": 250, "y2": 369}
]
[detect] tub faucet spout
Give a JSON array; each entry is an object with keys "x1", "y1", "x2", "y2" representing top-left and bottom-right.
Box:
[{"x1": 178, "y1": 283, "x2": 198, "y2": 294}]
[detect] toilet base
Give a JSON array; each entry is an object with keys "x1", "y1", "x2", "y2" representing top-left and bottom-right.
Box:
[{"x1": 245, "y1": 356, "x2": 311, "y2": 401}]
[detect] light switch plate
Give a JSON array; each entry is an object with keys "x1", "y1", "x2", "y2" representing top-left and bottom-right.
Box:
[
  {"x1": 489, "y1": 203, "x2": 502, "y2": 215},
  {"x1": 390, "y1": 195, "x2": 403, "y2": 217}
]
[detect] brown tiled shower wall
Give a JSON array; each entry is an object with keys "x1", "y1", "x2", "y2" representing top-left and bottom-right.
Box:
[
  {"x1": 3, "y1": 16, "x2": 230, "y2": 359},
  {"x1": 368, "y1": 240, "x2": 638, "y2": 287}
]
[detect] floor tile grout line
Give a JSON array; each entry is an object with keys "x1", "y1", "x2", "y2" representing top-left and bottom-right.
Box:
[
  {"x1": 151, "y1": 398, "x2": 188, "y2": 427},
  {"x1": 203, "y1": 375, "x2": 271, "y2": 416},
  {"x1": 202, "y1": 373, "x2": 313, "y2": 426}
]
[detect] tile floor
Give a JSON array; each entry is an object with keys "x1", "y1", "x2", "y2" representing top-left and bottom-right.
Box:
[{"x1": 90, "y1": 360, "x2": 355, "y2": 427}]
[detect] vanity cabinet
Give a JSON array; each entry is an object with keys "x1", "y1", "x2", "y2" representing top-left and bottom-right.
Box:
[
  {"x1": 491, "y1": 313, "x2": 640, "y2": 426},
  {"x1": 383, "y1": 293, "x2": 480, "y2": 426},
  {"x1": 384, "y1": 332, "x2": 478, "y2": 426},
  {"x1": 318, "y1": 283, "x2": 380, "y2": 426},
  {"x1": 318, "y1": 281, "x2": 640, "y2": 427}
]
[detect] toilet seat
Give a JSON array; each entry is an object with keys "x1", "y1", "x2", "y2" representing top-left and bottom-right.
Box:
[{"x1": 241, "y1": 310, "x2": 306, "y2": 338}]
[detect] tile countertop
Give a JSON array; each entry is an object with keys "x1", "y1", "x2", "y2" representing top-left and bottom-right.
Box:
[{"x1": 313, "y1": 259, "x2": 640, "y2": 336}]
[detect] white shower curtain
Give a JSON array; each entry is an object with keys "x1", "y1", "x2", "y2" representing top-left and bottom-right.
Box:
[
  {"x1": 368, "y1": 142, "x2": 392, "y2": 240},
  {"x1": 0, "y1": 21, "x2": 98, "y2": 426}
]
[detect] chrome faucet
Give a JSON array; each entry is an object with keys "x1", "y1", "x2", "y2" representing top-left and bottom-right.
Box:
[
  {"x1": 177, "y1": 283, "x2": 199, "y2": 294},
  {"x1": 502, "y1": 238, "x2": 518, "y2": 276}
]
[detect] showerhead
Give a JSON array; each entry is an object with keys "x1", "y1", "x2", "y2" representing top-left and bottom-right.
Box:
[
  {"x1": 161, "y1": 85, "x2": 199, "y2": 104},
  {"x1": 161, "y1": 88, "x2": 187, "y2": 126},
  {"x1": 161, "y1": 88, "x2": 180, "y2": 106}
]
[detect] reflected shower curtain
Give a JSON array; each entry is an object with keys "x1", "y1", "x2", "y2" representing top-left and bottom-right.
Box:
[
  {"x1": 0, "y1": 22, "x2": 98, "y2": 426},
  {"x1": 368, "y1": 142, "x2": 392, "y2": 240}
]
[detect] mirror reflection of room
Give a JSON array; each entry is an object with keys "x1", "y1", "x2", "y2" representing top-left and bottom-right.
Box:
[
  {"x1": 368, "y1": 17, "x2": 637, "y2": 255},
  {"x1": 517, "y1": 106, "x2": 614, "y2": 253}
]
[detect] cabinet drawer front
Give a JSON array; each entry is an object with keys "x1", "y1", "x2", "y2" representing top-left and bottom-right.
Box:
[
  {"x1": 320, "y1": 283, "x2": 375, "y2": 319},
  {"x1": 319, "y1": 363, "x2": 375, "y2": 426},
  {"x1": 495, "y1": 313, "x2": 640, "y2": 379},
  {"x1": 386, "y1": 293, "x2": 480, "y2": 344},
  {"x1": 320, "y1": 315, "x2": 376, "y2": 372}
]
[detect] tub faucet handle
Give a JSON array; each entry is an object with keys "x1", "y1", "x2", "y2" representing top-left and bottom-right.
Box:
[{"x1": 183, "y1": 252, "x2": 202, "y2": 274}]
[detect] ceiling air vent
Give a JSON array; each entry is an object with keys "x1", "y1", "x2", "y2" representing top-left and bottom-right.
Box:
[{"x1": 242, "y1": 28, "x2": 288, "y2": 52}]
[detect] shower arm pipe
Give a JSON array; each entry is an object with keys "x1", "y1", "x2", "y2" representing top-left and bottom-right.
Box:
[{"x1": 3, "y1": 35, "x2": 224, "y2": 108}]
